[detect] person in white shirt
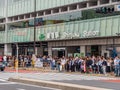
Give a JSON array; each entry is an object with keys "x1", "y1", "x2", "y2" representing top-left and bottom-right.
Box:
[
  {"x1": 3, "y1": 55, "x2": 7, "y2": 66},
  {"x1": 114, "y1": 56, "x2": 120, "y2": 76},
  {"x1": 61, "y1": 56, "x2": 66, "y2": 71}
]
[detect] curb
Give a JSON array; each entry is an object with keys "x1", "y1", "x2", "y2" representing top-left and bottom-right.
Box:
[{"x1": 8, "y1": 77, "x2": 112, "y2": 90}]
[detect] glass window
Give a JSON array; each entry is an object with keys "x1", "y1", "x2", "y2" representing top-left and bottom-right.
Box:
[
  {"x1": 112, "y1": 16, "x2": 119, "y2": 36},
  {"x1": 89, "y1": 20, "x2": 94, "y2": 31},
  {"x1": 100, "y1": 18, "x2": 106, "y2": 36},
  {"x1": 106, "y1": 18, "x2": 112, "y2": 36},
  {"x1": 94, "y1": 19, "x2": 100, "y2": 36},
  {"x1": 79, "y1": 22, "x2": 84, "y2": 37}
]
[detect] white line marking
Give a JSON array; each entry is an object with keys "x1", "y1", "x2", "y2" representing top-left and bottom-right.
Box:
[
  {"x1": 0, "y1": 79, "x2": 6, "y2": 81},
  {"x1": 0, "y1": 83, "x2": 16, "y2": 85},
  {"x1": 16, "y1": 82, "x2": 61, "y2": 90},
  {"x1": 17, "y1": 88, "x2": 26, "y2": 90}
]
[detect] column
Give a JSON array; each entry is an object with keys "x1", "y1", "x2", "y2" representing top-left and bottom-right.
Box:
[
  {"x1": 65, "y1": 47, "x2": 68, "y2": 57},
  {"x1": 80, "y1": 46, "x2": 86, "y2": 57},
  {"x1": 59, "y1": 8, "x2": 61, "y2": 12},
  {"x1": 35, "y1": 47, "x2": 37, "y2": 55},
  {"x1": 4, "y1": 44, "x2": 12, "y2": 56},
  {"x1": 37, "y1": 47, "x2": 43, "y2": 55},
  {"x1": 25, "y1": 48, "x2": 27, "y2": 55},
  {"x1": 101, "y1": 46, "x2": 110, "y2": 57},
  {"x1": 87, "y1": 2, "x2": 89, "y2": 8},
  {"x1": 77, "y1": 4, "x2": 79, "y2": 9},
  {"x1": 97, "y1": 0, "x2": 100, "y2": 5},
  {"x1": 86, "y1": 46, "x2": 91, "y2": 56},
  {"x1": 109, "y1": 0, "x2": 112, "y2": 3},
  {"x1": 48, "y1": 46, "x2": 52, "y2": 56}
]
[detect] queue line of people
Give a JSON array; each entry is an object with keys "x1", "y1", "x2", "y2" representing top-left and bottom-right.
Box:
[
  {"x1": 50, "y1": 56, "x2": 120, "y2": 77},
  {"x1": 0, "y1": 55, "x2": 120, "y2": 77}
]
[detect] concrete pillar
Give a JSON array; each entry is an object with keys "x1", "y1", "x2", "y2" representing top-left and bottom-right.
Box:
[
  {"x1": 37, "y1": 47, "x2": 43, "y2": 55},
  {"x1": 52, "y1": 50, "x2": 58, "y2": 58},
  {"x1": 65, "y1": 48, "x2": 68, "y2": 57},
  {"x1": 4, "y1": 44, "x2": 12, "y2": 56},
  {"x1": 59, "y1": 8, "x2": 61, "y2": 12},
  {"x1": 77, "y1": 4, "x2": 79, "y2": 9},
  {"x1": 68, "y1": 6, "x2": 70, "y2": 11},
  {"x1": 87, "y1": 3, "x2": 89, "y2": 8},
  {"x1": 35, "y1": 47, "x2": 37, "y2": 55},
  {"x1": 97, "y1": 0, "x2": 100, "y2": 5},
  {"x1": 48, "y1": 46, "x2": 52, "y2": 56},
  {"x1": 80, "y1": 46, "x2": 86, "y2": 56},
  {"x1": 101, "y1": 46, "x2": 110, "y2": 57},
  {"x1": 25, "y1": 48, "x2": 27, "y2": 55},
  {"x1": 51, "y1": 10, "x2": 53, "y2": 14},
  {"x1": 86, "y1": 46, "x2": 91, "y2": 56},
  {"x1": 109, "y1": 0, "x2": 112, "y2": 3},
  {"x1": 0, "y1": 48, "x2": 4, "y2": 55}
]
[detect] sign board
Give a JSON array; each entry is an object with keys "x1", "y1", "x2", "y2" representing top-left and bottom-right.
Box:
[
  {"x1": 35, "y1": 59, "x2": 43, "y2": 68},
  {"x1": 83, "y1": 31, "x2": 99, "y2": 37},
  {"x1": 115, "y1": 5, "x2": 120, "y2": 11},
  {"x1": 74, "y1": 53, "x2": 80, "y2": 57}
]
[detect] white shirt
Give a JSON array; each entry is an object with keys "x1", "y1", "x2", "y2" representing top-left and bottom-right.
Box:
[
  {"x1": 61, "y1": 59, "x2": 66, "y2": 65},
  {"x1": 3, "y1": 56, "x2": 7, "y2": 61}
]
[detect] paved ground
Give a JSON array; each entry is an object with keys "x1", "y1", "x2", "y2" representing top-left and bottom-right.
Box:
[
  {"x1": 1, "y1": 69, "x2": 120, "y2": 90},
  {"x1": 0, "y1": 79, "x2": 60, "y2": 90}
]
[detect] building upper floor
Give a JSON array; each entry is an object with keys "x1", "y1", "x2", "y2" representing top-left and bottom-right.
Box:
[
  {"x1": 0, "y1": 14, "x2": 120, "y2": 44},
  {"x1": 0, "y1": 0, "x2": 120, "y2": 23}
]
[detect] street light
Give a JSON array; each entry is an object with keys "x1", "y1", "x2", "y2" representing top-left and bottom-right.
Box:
[
  {"x1": 15, "y1": 43, "x2": 19, "y2": 77},
  {"x1": 33, "y1": 0, "x2": 36, "y2": 54}
]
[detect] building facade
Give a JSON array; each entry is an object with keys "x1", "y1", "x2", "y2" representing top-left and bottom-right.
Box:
[{"x1": 0, "y1": 0, "x2": 120, "y2": 57}]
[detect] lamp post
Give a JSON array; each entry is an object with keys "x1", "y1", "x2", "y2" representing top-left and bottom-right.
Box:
[
  {"x1": 15, "y1": 43, "x2": 19, "y2": 77},
  {"x1": 33, "y1": 0, "x2": 36, "y2": 54}
]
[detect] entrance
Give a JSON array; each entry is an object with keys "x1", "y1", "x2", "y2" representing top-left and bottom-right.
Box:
[
  {"x1": 91, "y1": 45, "x2": 100, "y2": 56},
  {"x1": 52, "y1": 47, "x2": 66, "y2": 58},
  {"x1": 58, "y1": 50, "x2": 65, "y2": 58}
]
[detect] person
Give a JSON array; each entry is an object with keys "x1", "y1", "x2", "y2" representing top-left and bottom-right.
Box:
[
  {"x1": 106, "y1": 58, "x2": 111, "y2": 73},
  {"x1": 61, "y1": 56, "x2": 66, "y2": 71},
  {"x1": 57, "y1": 58, "x2": 61, "y2": 72},
  {"x1": 3, "y1": 55, "x2": 7, "y2": 66},
  {"x1": 31, "y1": 54, "x2": 37, "y2": 68},
  {"x1": 98, "y1": 57, "x2": 103, "y2": 74},
  {"x1": 86, "y1": 57, "x2": 93, "y2": 73},
  {"x1": 114, "y1": 56, "x2": 120, "y2": 77},
  {"x1": 70, "y1": 58, "x2": 75, "y2": 72},
  {"x1": 51, "y1": 58, "x2": 56, "y2": 70},
  {"x1": 102, "y1": 57, "x2": 107, "y2": 76}
]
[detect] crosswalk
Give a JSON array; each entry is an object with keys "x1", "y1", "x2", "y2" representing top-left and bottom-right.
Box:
[{"x1": 0, "y1": 78, "x2": 16, "y2": 85}]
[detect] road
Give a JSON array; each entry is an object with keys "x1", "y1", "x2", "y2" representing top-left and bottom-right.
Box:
[
  {"x1": 0, "y1": 78, "x2": 60, "y2": 90},
  {"x1": 0, "y1": 71, "x2": 120, "y2": 90}
]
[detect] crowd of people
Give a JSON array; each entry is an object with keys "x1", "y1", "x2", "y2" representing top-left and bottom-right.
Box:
[
  {"x1": 0, "y1": 55, "x2": 120, "y2": 77},
  {"x1": 49, "y1": 56, "x2": 120, "y2": 77}
]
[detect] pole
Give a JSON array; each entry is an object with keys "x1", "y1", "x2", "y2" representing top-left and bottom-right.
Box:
[
  {"x1": 16, "y1": 43, "x2": 19, "y2": 77},
  {"x1": 33, "y1": 0, "x2": 36, "y2": 54}
]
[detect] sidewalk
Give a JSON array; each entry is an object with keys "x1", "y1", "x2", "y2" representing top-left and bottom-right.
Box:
[
  {"x1": 5, "y1": 67, "x2": 57, "y2": 73},
  {"x1": 5, "y1": 67, "x2": 117, "y2": 78}
]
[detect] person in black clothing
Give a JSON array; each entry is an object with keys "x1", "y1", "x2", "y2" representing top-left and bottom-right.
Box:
[
  {"x1": 86, "y1": 57, "x2": 93, "y2": 73},
  {"x1": 102, "y1": 58, "x2": 107, "y2": 75},
  {"x1": 70, "y1": 58, "x2": 75, "y2": 72}
]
